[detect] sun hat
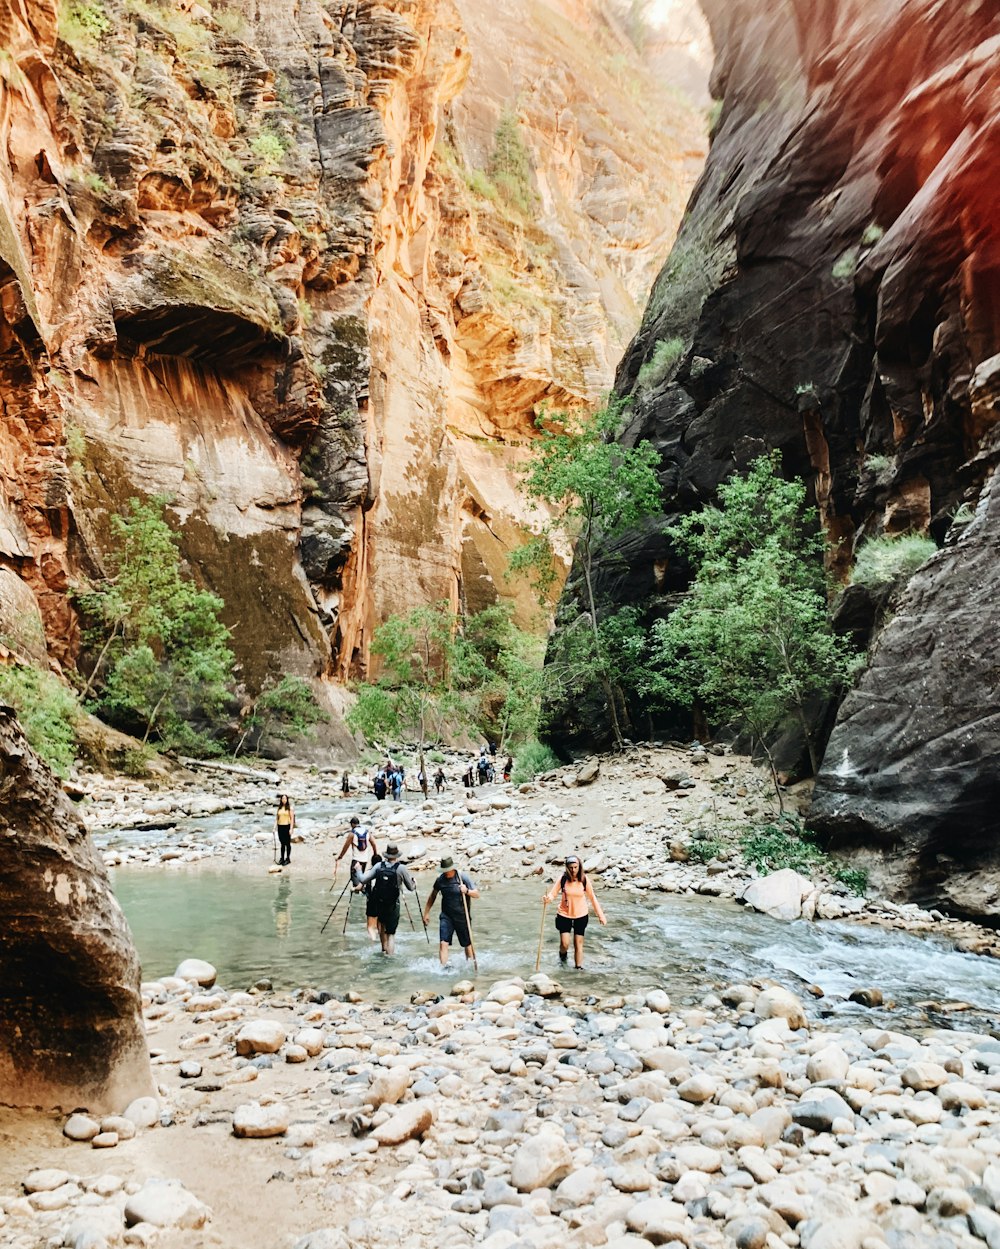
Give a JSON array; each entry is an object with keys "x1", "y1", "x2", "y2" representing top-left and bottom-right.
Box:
[
  {"x1": 440, "y1": 856, "x2": 455, "y2": 870},
  {"x1": 385, "y1": 844, "x2": 401, "y2": 860}
]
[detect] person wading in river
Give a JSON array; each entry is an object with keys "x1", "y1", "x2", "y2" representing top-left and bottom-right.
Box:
[
  {"x1": 422, "y1": 856, "x2": 479, "y2": 967},
  {"x1": 274, "y1": 794, "x2": 294, "y2": 866},
  {"x1": 543, "y1": 854, "x2": 606, "y2": 970},
  {"x1": 334, "y1": 816, "x2": 380, "y2": 940},
  {"x1": 354, "y1": 844, "x2": 416, "y2": 956}
]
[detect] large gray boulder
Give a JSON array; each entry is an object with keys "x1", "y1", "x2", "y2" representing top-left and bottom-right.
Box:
[{"x1": 0, "y1": 705, "x2": 153, "y2": 1113}]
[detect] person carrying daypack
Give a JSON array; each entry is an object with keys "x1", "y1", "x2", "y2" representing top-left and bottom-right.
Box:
[
  {"x1": 334, "y1": 816, "x2": 380, "y2": 941},
  {"x1": 373, "y1": 771, "x2": 387, "y2": 800},
  {"x1": 355, "y1": 845, "x2": 416, "y2": 955}
]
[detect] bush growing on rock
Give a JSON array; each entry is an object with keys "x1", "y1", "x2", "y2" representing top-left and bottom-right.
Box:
[
  {"x1": 740, "y1": 816, "x2": 826, "y2": 875},
  {"x1": 511, "y1": 738, "x2": 560, "y2": 783},
  {"x1": 850, "y1": 532, "x2": 937, "y2": 592},
  {"x1": 0, "y1": 663, "x2": 80, "y2": 776}
]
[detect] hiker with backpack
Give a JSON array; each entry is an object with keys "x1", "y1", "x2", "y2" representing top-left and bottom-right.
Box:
[
  {"x1": 334, "y1": 816, "x2": 380, "y2": 941},
  {"x1": 422, "y1": 856, "x2": 479, "y2": 967},
  {"x1": 354, "y1": 844, "x2": 416, "y2": 955},
  {"x1": 542, "y1": 853, "x2": 607, "y2": 970}
]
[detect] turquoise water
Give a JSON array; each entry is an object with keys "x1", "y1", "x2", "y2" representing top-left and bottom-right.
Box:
[{"x1": 111, "y1": 870, "x2": 1000, "y2": 1030}]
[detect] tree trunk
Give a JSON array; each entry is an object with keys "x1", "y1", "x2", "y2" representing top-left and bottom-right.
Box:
[
  {"x1": 79, "y1": 623, "x2": 120, "y2": 701},
  {"x1": 580, "y1": 530, "x2": 624, "y2": 750}
]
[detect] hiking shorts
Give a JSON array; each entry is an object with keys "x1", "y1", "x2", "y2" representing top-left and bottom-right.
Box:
[
  {"x1": 375, "y1": 903, "x2": 401, "y2": 936},
  {"x1": 439, "y1": 911, "x2": 470, "y2": 948},
  {"x1": 555, "y1": 914, "x2": 589, "y2": 936}
]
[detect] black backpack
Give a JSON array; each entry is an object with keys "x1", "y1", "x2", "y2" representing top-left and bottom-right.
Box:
[{"x1": 371, "y1": 861, "x2": 401, "y2": 903}]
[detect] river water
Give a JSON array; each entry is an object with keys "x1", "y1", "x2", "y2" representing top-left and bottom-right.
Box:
[{"x1": 112, "y1": 870, "x2": 1000, "y2": 1033}]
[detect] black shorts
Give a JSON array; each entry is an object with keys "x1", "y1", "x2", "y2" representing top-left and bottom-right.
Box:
[
  {"x1": 555, "y1": 914, "x2": 589, "y2": 936},
  {"x1": 440, "y1": 911, "x2": 471, "y2": 947},
  {"x1": 375, "y1": 904, "x2": 401, "y2": 936}
]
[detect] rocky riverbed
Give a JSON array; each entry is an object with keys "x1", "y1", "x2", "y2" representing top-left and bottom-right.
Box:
[
  {"x1": 82, "y1": 744, "x2": 1000, "y2": 960},
  {"x1": 3, "y1": 964, "x2": 1000, "y2": 1249}
]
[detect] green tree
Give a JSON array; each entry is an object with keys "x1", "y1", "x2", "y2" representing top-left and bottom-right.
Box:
[
  {"x1": 233, "y1": 675, "x2": 328, "y2": 758},
  {"x1": 346, "y1": 603, "x2": 475, "y2": 779},
  {"x1": 488, "y1": 108, "x2": 537, "y2": 215},
  {"x1": 511, "y1": 398, "x2": 663, "y2": 748},
  {"x1": 77, "y1": 497, "x2": 235, "y2": 751},
  {"x1": 646, "y1": 454, "x2": 857, "y2": 801},
  {"x1": 462, "y1": 604, "x2": 549, "y2": 749}
]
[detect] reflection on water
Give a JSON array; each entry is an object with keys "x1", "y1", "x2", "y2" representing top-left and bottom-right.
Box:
[{"x1": 110, "y1": 869, "x2": 1000, "y2": 1031}]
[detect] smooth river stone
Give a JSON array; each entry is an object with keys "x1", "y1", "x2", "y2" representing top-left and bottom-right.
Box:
[
  {"x1": 511, "y1": 1131, "x2": 572, "y2": 1191},
  {"x1": 234, "y1": 1020, "x2": 286, "y2": 1055},
  {"x1": 372, "y1": 1102, "x2": 433, "y2": 1145},
  {"x1": 232, "y1": 1101, "x2": 289, "y2": 1138},
  {"x1": 124, "y1": 1178, "x2": 210, "y2": 1229}
]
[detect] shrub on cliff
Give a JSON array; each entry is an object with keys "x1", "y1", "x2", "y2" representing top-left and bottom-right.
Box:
[
  {"x1": 76, "y1": 497, "x2": 235, "y2": 753},
  {"x1": 0, "y1": 664, "x2": 80, "y2": 777},
  {"x1": 647, "y1": 454, "x2": 858, "y2": 797},
  {"x1": 850, "y1": 533, "x2": 936, "y2": 593}
]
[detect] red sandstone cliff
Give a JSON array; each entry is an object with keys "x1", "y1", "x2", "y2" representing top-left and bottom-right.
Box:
[{"x1": 0, "y1": 0, "x2": 706, "y2": 741}]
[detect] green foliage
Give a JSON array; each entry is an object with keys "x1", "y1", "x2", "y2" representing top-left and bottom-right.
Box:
[
  {"x1": 121, "y1": 743, "x2": 155, "y2": 777},
  {"x1": 83, "y1": 171, "x2": 111, "y2": 195},
  {"x1": 428, "y1": 749, "x2": 445, "y2": 763},
  {"x1": 638, "y1": 337, "x2": 684, "y2": 388},
  {"x1": 647, "y1": 453, "x2": 857, "y2": 787},
  {"x1": 59, "y1": 0, "x2": 110, "y2": 45},
  {"x1": 707, "y1": 99, "x2": 724, "y2": 132},
  {"x1": 861, "y1": 223, "x2": 884, "y2": 247},
  {"x1": 213, "y1": 6, "x2": 246, "y2": 34},
  {"x1": 463, "y1": 604, "x2": 551, "y2": 747},
  {"x1": 831, "y1": 247, "x2": 859, "y2": 281},
  {"x1": 740, "y1": 816, "x2": 827, "y2": 874},
  {"x1": 834, "y1": 865, "x2": 869, "y2": 896},
  {"x1": 863, "y1": 452, "x2": 892, "y2": 476},
  {"x1": 514, "y1": 397, "x2": 663, "y2": 747},
  {"x1": 488, "y1": 109, "x2": 538, "y2": 216},
  {"x1": 77, "y1": 497, "x2": 235, "y2": 752},
  {"x1": 686, "y1": 837, "x2": 724, "y2": 864},
  {"x1": 250, "y1": 130, "x2": 287, "y2": 171},
  {"x1": 0, "y1": 664, "x2": 80, "y2": 777},
  {"x1": 235, "y1": 675, "x2": 328, "y2": 756},
  {"x1": 511, "y1": 738, "x2": 560, "y2": 784},
  {"x1": 464, "y1": 167, "x2": 498, "y2": 201},
  {"x1": 850, "y1": 534, "x2": 936, "y2": 592}
]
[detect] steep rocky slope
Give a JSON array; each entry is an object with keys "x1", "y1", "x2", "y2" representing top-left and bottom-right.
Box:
[
  {"x1": 557, "y1": 0, "x2": 1000, "y2": 917},
  {"x1": 0, "y1": 0, "x2": 706, "y2": 738}
]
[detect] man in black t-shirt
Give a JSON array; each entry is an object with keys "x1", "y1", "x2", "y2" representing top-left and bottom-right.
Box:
[{"x1": 422, "y1": 856, "x2": 479, "y2": 967}]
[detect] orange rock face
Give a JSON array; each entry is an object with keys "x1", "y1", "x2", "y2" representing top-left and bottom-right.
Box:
[{"x1": 0, "y1": 0, "x2": 706, "y2": 722}]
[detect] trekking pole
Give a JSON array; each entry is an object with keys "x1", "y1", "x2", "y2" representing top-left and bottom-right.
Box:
[
  {"x1": 535, "y1": 898, "x2": 549, "y2": 973},
  {"x1": 461, "y1": 889, "x2": 478, "y2": 974},
  {"x1": 414, "y1": 889, "x2": 431, "y2": 944},
  {"x1": 342, "y1": 887, "x2": 355, "y2": 935},
  {"x1": 402, "y1": 897, "x2": 416, "y2": 931},
  {"x1": 320, "y1": 879, "x2": 351, "y2": 934}
]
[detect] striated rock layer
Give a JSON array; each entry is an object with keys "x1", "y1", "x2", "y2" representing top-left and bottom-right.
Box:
[
  {"x1": 556, "y1": 0, "x2": 1000, "y2": 917},
  {"x1": 0, "y1": 0, "x2": 706, "y2": 729},
  {"x1": 0, "y1": 704, "x2": 153, "y2": 1111}
]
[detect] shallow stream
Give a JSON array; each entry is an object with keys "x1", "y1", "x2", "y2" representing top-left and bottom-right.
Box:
[{"x1": 112, "y1": 870, "x2": 1000, "y2": 1034}]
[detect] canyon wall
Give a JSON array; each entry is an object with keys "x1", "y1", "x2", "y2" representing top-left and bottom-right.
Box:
[
  {"x1": 0, "y1": 0, "x2": 707, "y2": 739},
  {"x1": 558, "y1": 0, "x2": 1000, "y2": 918}
]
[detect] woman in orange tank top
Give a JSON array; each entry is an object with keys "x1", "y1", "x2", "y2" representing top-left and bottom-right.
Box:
[{"x1": 543, "y1": 854, "x2": 607, "y2": 970}]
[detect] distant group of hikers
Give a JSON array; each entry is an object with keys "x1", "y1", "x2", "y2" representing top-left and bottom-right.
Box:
[
  {"x1": 322, "y1": 812, "x2": 605, "y2": 969},
  {"x1": 336, "y1": 746, "x2": 514, "y2": 802}
]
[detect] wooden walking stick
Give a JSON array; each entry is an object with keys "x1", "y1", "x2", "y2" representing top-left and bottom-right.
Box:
[
  {"x1": 460, "y1": 888, "x2": 478, "y2": 974},
  {"x1": 402, "y1": 896, "x2": 416, "y2": 931},
  {"x1": 535, "y1": 898, "x2": 549, "y2": 973}
]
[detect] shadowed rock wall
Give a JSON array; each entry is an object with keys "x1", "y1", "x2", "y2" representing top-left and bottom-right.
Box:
[
  {"x1": 551, "y1": 0, "x2": 1000, "y2": 917},
  {"x1": 0, "y1": 705, "x2": 153, "y2": 1111}
]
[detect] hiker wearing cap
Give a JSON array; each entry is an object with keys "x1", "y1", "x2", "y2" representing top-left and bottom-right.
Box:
[
  {"x1": 334, "y1": 816, "x2": 380, "y2": 941},
  {"x1": 423, "y1": 856, "x2": 479, "y2": 967},
  {"x1": 543, "y1": 854, "x2": 606, "y2": 970},
  {"x1": 354, "y1": 844, "x2": 416, "y2": 956}
]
